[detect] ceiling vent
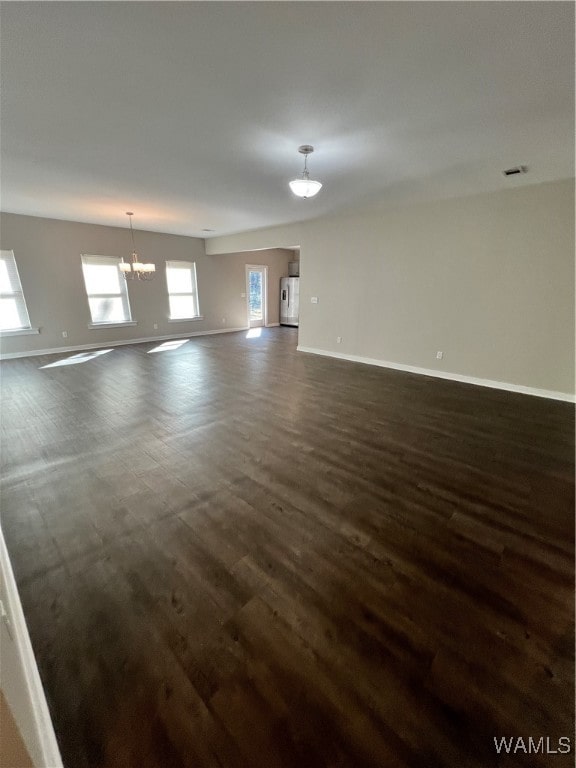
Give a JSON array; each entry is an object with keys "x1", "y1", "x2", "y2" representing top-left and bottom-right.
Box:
[{"x1": 502, "y1": 165, "x2": 528, "y2": 176}]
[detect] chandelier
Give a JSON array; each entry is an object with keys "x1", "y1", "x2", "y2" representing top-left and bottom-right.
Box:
[
  {"x1": 289, "y1": 145, "x2": 322, "y2": 199},
  {"x1": 119, "y1": 212, "x2": 156, "y2": 280}
]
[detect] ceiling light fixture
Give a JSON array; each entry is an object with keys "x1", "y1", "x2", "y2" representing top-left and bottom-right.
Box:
[
  {"x1": 289, "y1": 145, "x2": 322, "y2": 199},
  {"x1": 119, "y1": 212, "x2": 156, "y2": 280}
]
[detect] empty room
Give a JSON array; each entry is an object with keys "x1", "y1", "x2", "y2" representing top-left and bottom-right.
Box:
[{"x1": 0, "y1": 2, "x2": 574, "y2": 767}]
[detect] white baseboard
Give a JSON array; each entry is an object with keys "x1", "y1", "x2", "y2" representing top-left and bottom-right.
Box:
[
  {"x1": 265, "y1": 322, "x2": 280, "y2": 327},
  {"x1": 296, "y1": 345, "x2": 575, "y2": 403},
  {"x1": 0, "y1": 326, "x2": 249, "y2": 360},
  {"x1": 0, "y1": 527, "x2": 64, "y2": 767}
]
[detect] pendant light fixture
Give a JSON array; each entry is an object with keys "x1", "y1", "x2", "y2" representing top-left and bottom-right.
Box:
[
  {"x1": 119, "y1": 212, "x2": 156, "y2": 280},
  {"x1": 289, "y1": 145, "x2": 322, "y2": 199}
]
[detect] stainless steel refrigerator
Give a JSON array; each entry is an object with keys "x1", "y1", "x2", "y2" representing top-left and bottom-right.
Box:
[{"x1": 280, "y1": 277, "x2": 299, "y2": 327}]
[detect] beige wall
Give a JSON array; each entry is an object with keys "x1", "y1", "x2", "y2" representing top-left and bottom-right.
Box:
[
  {"x1": 0, "y1": 213, "x2": 292, "y2": 356},
  {"x1": 195, "y1": 249, "x2": 292, "y2": 329},
  {"x1": 1, "y1": 686, "x2": 34, "y2": 768},
  {"x1": 210, "y1": 179, "x2": 575, "y2": 396}
]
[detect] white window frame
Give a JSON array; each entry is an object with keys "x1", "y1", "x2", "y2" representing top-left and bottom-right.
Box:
[
  {"x1": 81, "y1": 255, "x2": 135, "y2": 328},
  {"x1": 0, "y1": 250, "x2": 38, "y2": 336},
  {"x1": 165, "y1": 260, "x2": 202, "y2": 322}
]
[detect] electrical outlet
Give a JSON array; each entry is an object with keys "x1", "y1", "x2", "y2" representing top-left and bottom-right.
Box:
[
  {"x1": 311, "y1": 296, "x2": 319, "y2": 304},
  {"x1": 337, "y1": 336, "x2": 342, "y2": 344},
  {"x1": 241, "y1": 293, "x2": 246, "y2": 298},
  {"x1": 153, "y1": 323, "x2": 158, "y2": 330},
  {"x1": 436, "y1": 351, "x2": 443, "y2": 360},
  {"x1": 62, "y1": 331, "x2": 68, "y2": 338},
  {"x1": 222, "y1": 317, "x2": 227, "y2": 324}
]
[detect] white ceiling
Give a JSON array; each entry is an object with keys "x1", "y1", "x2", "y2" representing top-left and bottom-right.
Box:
[{"x1": 1, "y1": 1, "x2": 573, "y2": 238}]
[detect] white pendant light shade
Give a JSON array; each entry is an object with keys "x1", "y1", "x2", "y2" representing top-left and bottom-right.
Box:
[
  {"x1": 289, "y1": 178, "x2": 322, "y2": 198},
  {"x1": 289, "y1": 145, "x2": 322, "y2": 199}
]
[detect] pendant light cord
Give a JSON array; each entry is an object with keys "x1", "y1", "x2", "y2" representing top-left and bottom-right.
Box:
[{"x1": 128, "y1": 214, "x2": 136, "y2": 253}]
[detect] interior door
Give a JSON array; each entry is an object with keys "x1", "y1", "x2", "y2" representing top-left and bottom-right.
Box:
[{"x1": 247, "y1": 266, "x2": 267, "y2": 328}]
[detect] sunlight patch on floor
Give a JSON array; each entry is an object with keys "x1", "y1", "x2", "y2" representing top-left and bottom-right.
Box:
[
  {"x1": 40, "y1": 349, "x2": 113, "y2": 369},
  {"x1": 148, "y1": 339, "x2": 189, "y2": 353}
]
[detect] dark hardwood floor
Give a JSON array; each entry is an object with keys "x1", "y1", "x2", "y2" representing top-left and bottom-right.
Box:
[{"x1": 1, "y1": 327, "x2": 574, "y2": 768}]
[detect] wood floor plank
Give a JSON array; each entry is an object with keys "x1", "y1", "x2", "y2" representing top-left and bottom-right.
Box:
[{"x1": 1, "y1": 327, "x2": 573, "y2": 767}]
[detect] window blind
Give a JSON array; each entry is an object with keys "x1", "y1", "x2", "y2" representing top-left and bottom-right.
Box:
[
  {"x1": 0, "y1": 250, "x2": 32, "y2": 331},
  {"x1": 166, "y1": 261, "x2": 200, "y2": 320},
  {"x1": 81, "y1": 255, "x2": 132, "y2": 324}
]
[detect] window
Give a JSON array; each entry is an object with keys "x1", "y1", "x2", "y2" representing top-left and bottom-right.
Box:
[
  {"x1": 81, "y1": 255, "x2": 133, "y2": 325},
  {"x1": 166, "y1": 261, "x2": 200, "y2": 320},
  {"x1": 0, "y1": 250, "x2": 33, "y2": 331}
]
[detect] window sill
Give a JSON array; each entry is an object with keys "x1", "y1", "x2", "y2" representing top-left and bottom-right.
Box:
[
  {"x1": 167, "y1": 316, "x2": 204, "y2": 323},
  {"x1": 88, "y1": 321, "x2": 137, "y2": 329},
  {"x1": 0, "y1": 327, "x2": 40, "y2": 337}
]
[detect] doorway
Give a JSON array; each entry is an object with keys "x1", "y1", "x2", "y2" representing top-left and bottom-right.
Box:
[{"x1": 246, "y1": 265, "x2": 268, "y2": 328}]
